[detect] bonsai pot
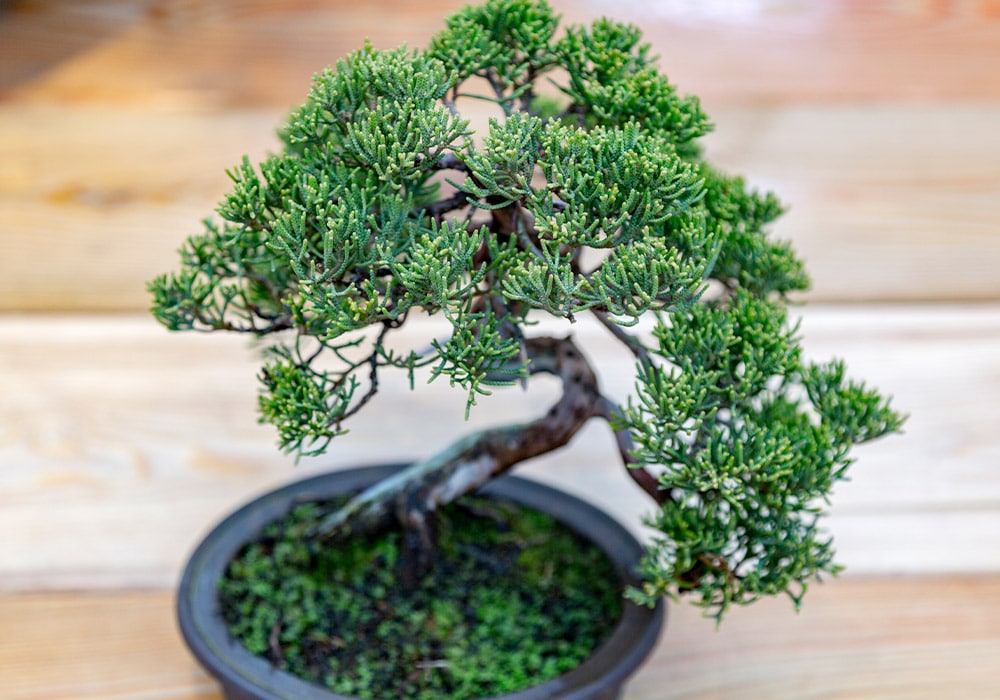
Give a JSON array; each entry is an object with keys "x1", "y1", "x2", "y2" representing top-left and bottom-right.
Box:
[{"x1": 177, "y1": 463, "x2": 665, "y2": 700}]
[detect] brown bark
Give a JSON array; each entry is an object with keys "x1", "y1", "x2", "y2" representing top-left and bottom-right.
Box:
[
  {"x1": 595, "y1": 397, "x2": 670, "y2": 506},
  {"x1": 310, "y1": 335, "x2": 603, "y2": 544}
]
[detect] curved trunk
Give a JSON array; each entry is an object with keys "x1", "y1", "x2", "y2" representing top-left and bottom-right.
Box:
[
  {"x1": 310, "y1": 333, "x2": 667, "y2": 580},
  {"x1": 311, "y1": 335, "x2": 602, "y2": 545}
]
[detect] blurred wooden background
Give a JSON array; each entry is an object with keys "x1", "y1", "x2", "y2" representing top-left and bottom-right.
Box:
[{"x1": 2, "y1": 1, "x2": 999, "y2": 698}]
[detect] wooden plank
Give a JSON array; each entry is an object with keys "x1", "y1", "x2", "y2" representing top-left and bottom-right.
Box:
[
  {"x1": 4, "y1": 0, "x2": 1000, "y2": 106},
  {"x1": 0, "y1": 0, "x2": 467, "y2": 107},
  {"x1": 0, "y1": 105, "x2": 285, "y2": 312},
  {"x1": 3, "y1": 577, "x2": 999, "y2": 699},
  {"x1": 3, "y1": 101, "x2": 1000, "y2": 310},
  {"x1": 597, "y1": 0, "x2": 1000, "y2": 104},
  {"x1": 4, "y1": 2, "x2": 1000, "y2": 310},
  {"x1": 1, "y1": 307, "x2": 998, "y2": 590},
  {"x1": 632, "y1": 575, "x2": 1000, "y2": 700},
  {"x1": 704, "y1": 104, "x2": 1000, "y2": 302},
  {"x1": 0, "y1": 591, "x2": 217, "y2": 700}
]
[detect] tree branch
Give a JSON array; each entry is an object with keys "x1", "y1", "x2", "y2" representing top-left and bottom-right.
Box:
[
  {"x1": 592, "y1": 309, "x2": 652, "y2": 366},
  {"x1": 594, "y1": 396, "x2": 669, "y2": 506},
  {"x1": 433, "y1": 153, "x2": 469, "y2": 172},
  {"x1": 327, "y1": 321, "x2": 393, "y2": 427},
  {"x1": 420, "y1": 190, "x2": 471, "y2": 221}
]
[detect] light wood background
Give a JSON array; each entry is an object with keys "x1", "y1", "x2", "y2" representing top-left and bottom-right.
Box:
[{"x1": 2, "y1": 1, "x2": 999, "y2": 698}]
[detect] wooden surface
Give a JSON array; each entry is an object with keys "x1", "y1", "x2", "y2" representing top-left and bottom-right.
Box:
[
  {"x1": 3, "y1": 577, "x2": 999, "y2": 700},
  {"x1": 2, "y1": 1, "x2": 1000, "y2": 698}
]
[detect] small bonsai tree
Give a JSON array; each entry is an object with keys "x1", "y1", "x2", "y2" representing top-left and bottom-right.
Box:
[{"x1": 150, "y1": 0, "x2": 903, "y2": 620}]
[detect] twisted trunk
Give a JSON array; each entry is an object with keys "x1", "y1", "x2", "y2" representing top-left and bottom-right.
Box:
[{"x1": 312, "y1": 336, "x2": 601, "y2": 548}]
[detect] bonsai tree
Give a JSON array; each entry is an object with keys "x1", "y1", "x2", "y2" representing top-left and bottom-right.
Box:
[{"x1": 150, "y1": 0, "x2": 903, "y2": 620}]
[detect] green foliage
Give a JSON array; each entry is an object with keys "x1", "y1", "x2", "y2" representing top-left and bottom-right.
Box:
[
  {"x1": 460, "y1": 112, "x2": 543, "y2": 207},
  {"x1": 428, "y1": 0, "x2": 559, "y2": 106},
  {"x1": 536, "y1": 121, "x2": 703, "y2": 244},
  {"x1": 258, "y1": 353, "x2": 355, "y2": 457},
  {"x1": 618, "y1": 292, "x2": 904, "y2": 619},
  {"x1": 148, "y1": 0, "x2": 720, "y2": 421},
  {"x1": 700, "y1": 165, "x2": 810, "y2": 296},
  {"x1": 149, "y1": 0, "x2": 905, "y2": 619},
  {"x1": 429, "y1": 304, "x2": 527, "y2": 413},
  {"x1": 555, "y1": 18, "x2": 712, "y2": 147}
]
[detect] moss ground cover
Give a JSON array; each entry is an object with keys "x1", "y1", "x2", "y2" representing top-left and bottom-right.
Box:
[{"x1": 219, "y1": 493, "x2": 623, "y2": 699}]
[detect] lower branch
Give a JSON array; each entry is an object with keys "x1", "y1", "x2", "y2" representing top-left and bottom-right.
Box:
[{"x1": 595, "y1": 397, "x2": 669, "y2": 506}]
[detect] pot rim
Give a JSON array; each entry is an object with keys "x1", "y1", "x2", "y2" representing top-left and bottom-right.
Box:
[{"x1": 177, "y1": 463, "x2": 665, "y2": 700}]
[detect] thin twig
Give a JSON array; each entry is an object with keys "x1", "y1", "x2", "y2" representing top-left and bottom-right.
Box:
[
  {"x1": 330, "y1": 321, "x2": 393, "y2": 425},
  {"x1": 420, "y1": 191, "x2": 472, "y2": 220},
  {"x1": 595, "y1": 396, "x2": 669, "y2": 505},
  {"x1": 592, "y1": 309, "x2": 652, "y2": 366},
  {"x1": 433, "y1": 153, "x2": 469, "y2": 172}
]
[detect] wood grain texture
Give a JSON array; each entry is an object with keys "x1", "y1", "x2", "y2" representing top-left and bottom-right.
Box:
[
  {"x1": 0, "y1": 591, "x2": 218, "y2": 700},
  {"x1": 5, "y1": 0, "x2": 1000, "y2": 106},
  {"x1": 705, "y1": 104, "x2": 1000, "y2": 302},
  {"x1": 3, "y1": 577, "x2": 999, "y2": 700},
  {"x1": 0, "y1": 106, "x2": 285, "y2": 311},
  {"x1": 2, "y1": 307, "x2": 998, "y2": 590},
  {"x1": 2, "y1": 1, "x2": 1000, "y2": 309},
  {"x1": 631, "y1": 576, "x2": 1000, "y2": 700}
]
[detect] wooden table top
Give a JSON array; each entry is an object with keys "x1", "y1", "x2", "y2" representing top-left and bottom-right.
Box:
[{"x1": 2, "y1": 1, "x2": 999, "y2": 697}]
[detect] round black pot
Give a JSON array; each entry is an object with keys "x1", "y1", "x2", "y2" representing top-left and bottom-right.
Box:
[{"x1": 177, "y1": 464, "x2": 665, "y2": 700}]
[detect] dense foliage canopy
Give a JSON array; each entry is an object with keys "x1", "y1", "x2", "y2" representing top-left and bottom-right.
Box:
[{"x1": 150, "y1": 0, "x2": 903, "y2": 618}]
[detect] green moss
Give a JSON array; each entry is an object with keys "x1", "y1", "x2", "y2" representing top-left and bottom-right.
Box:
[{"x1": 219, "y1": 494, "x2": 622, "y2": 699}]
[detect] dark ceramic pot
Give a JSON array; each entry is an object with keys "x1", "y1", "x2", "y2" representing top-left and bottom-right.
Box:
[{"x1": 177, "y1": 464, "x2": 665, "y2": 700}]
